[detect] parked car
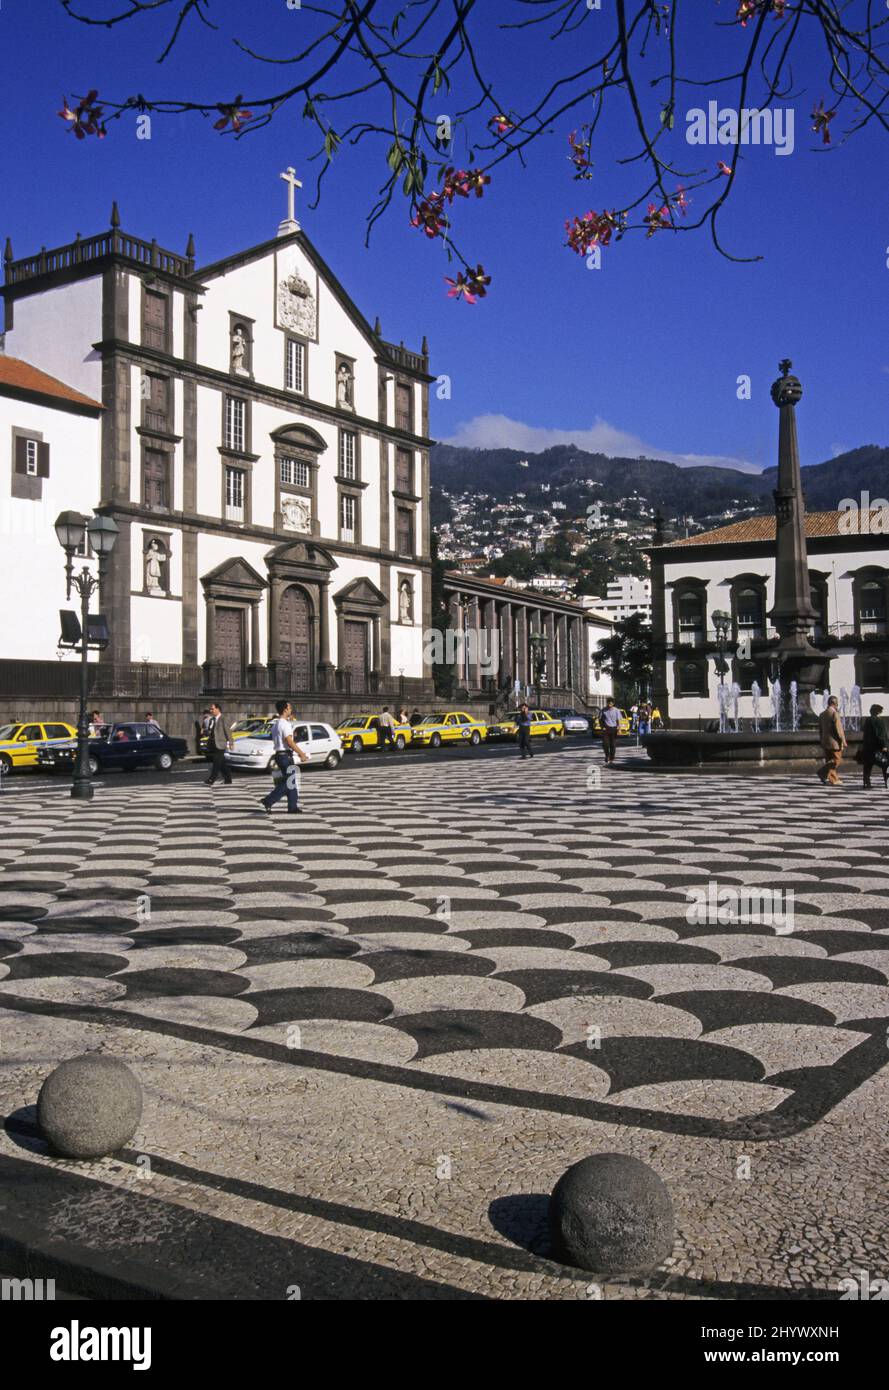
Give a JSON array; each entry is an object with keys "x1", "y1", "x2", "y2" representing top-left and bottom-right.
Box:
[
  {"x1": 410, "y1": 711, "x2": 488, "y2": 748},
  {"x1": 226, "y1": 720, "x2": 343, "y2": 771},
  {"x1": 547, "y1": 706, "x2": 591, "y2": 734},
  {"x1": 0, "y1": 720, "x2": 78, "y2": 776},
  {"x1": 486, "y1": 710, "x2": 565, "y2": 742},
  {"x1": 198, "y1": 714, "x2": 274, "y2": 758},
  {"x1": 37, "y1": 722, "x2": 188, "y2": 774},
  {"x1": 336, "y1": 713, "x2": 412, "y2": 753}
]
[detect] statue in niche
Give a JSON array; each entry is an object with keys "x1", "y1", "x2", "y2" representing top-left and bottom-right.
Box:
[
  {"x1": 281, "y1": 496, "x2": 311, "y2": 533},
  {"x1": 399, "y1": 579, "x2": 413, "y2": 624},
  {"x1": 145, "y1": 538, "x2": 165, "y2": 594},
  {"x1": 336, "y1": 362, "x2": 354, "y2": 410},
  {"x1": 231, "y1": 324, "x2": 249, "y2": 375}
]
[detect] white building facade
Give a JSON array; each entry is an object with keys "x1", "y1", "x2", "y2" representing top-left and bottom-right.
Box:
[
  {"x1": 0, "y1": 356, "x2": 103, "y2": 666},
  {"x1": 650, "y1": 512, "x2": 889, "y2": 724},
  {"x1": 1, "y1": 198, "x2": 434, "y2": 722}
]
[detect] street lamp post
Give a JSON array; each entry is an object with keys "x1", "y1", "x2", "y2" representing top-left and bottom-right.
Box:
[
  {"x1": 54, "y1": 511, "x2": 118, "y2": 801},
  {"x1": 712, "y1": 609, "x2": 731, "y2": 684},
  {"x1": 528, "y1": 631, "x2": 547, "y2": 710}
]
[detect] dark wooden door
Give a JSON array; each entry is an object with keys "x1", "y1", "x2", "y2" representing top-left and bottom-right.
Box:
[
  {"x1": 143, "y1": 451, "x2": 168, "y2": 508},
  {"x1": 215, "y1": 607, "x2": 245, "y2": 686},
  {"x1": 344, "y1": 620, "x2": 368, "y2": 692},
  {"x1": 279, "y1": 585, "x2": 311, "y2": 690}
]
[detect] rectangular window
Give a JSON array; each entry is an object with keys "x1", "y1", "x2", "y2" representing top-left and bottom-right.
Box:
[
  {"x1": 286, "y1": 339, "x2": 305, "y2": 393},
  {"x1": 340, "y1": 493, "x2": 356, "y2": 543},
  {"x1": 225, "y1": 397, "x2": 246, "y2": 452},
  {"x1": 395, "y1": 448, "x2": 413, "y2": 494},
  {"x1": 25, "y1": 439, "x2": 38, "y2": 477},
  {"x1": 143, "y1": 290, "x2": 168, "y2": 351},
  {"x1": 396, "y1": 506, "x2": 414, "y2": 556},
  {"x1": 225, "y1": 466, "x2": 245, "y2": 522},
  {"x1": 339, "y1": 430, "x2": 356, "y2": 480},
  {"x1": 395, "y1": 382, "x2": 412, "y2": 433},
  {"x1": 280, "y1": 457, "x2": 309, "y2": 489}
]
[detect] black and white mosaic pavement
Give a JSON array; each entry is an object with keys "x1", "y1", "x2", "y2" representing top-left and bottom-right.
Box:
[{"x1": 2, "y1": 746, "x2": 888, "y2": 1143}]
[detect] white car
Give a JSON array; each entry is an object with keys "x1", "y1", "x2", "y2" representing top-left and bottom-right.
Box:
[{"x1": 225, "y1": 720, "x2": 343, "y2": 772}]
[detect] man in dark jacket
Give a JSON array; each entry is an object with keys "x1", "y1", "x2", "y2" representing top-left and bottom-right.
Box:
[
  {"x1": 861, "y1": 704, "x2": 889, "y2": 789},
  {"x1": 516, "y1": 703, "x2": 533, "y2": 760},
  {"x1": 817, "y1": 696, "x2": 846, "y2": 785},
  {"x1": 206, "y1": 702, "x2": 233, "y2": 786}
]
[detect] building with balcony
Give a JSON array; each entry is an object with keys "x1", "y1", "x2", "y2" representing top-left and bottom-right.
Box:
[
  {"x1": 649, "y1": 511, "x2": 889, "y2": 723},
  {"x1": 0, "y1": 195, "x2": 434, "y2": 725}
]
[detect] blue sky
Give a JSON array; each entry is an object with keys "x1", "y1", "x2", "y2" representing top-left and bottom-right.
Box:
[{"x1": 2, "y1": 1, "x2": 886, "y2": 475}]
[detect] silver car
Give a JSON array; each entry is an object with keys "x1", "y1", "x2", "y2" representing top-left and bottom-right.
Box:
[
  {"x1": 225, "y1": 719, "x2": 343, "y2": 772},
  {"x1": 548, "y1": 707, "x2": 591, "y2": 734}
]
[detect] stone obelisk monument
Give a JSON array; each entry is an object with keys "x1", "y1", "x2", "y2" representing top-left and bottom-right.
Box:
[{"x1": 767, "y1": 359, "x2": 825, "y2": 699}]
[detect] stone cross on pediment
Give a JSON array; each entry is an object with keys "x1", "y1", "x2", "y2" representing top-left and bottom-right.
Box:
[{"x1": 278, "y1": 165, "x2": 302, "y2": 236}]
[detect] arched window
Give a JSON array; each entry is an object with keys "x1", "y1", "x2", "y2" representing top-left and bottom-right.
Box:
[
  {"x1": 676, "y1": 660, "x2": 708, "y2": 696},
  {"x1": 676, "y1": 591, "x2": 705, "y2": 645},
  {"x1": 855, "y1": 652, "x2": 889, "y2": 692},
  {"x1": 858, "y1": 580, "x2": 887, "y2": 634},
  {"x1": 735, "y1": 586, "x2": 765, "y2": 639}
]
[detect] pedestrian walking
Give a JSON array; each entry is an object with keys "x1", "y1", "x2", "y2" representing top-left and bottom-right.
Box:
[
  {"x1": 600, "y1": 697, "x2": 621, "y2": 766},
  {"x1": 205, "y1": 702, "x2": 234, "y2": 786},
  {"x1": 859, "y1": 704, "x2": 889, "y2": 789},
  {"x1": 88, "y1": 710, "x2": 103, "y2": 737},
  {"x1": 144, "y1": 711, "x2": 161, "y2": 732},
  {"x1": 817, "y1": 696, "x2": 847, "y2": 785},
  {"x1": 377, "y1": 706, "x2": 397, "y2": 751},
  {"x1": 516, "y1": 702, "x2": 533, "y2": 759},
  {"x1": 637, "y1": 702, "x2": 651, "y2": 736},
  {"x1": 261, "y1": 700, "x2": 309, "y2": 814},
  {"x1": 409, "y1": 707, "x2": 423, "y2": 727}
]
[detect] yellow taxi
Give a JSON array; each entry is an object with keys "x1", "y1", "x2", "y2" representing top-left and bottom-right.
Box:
[
  {"x1": 486, "y1": 709, "x2": 565, "y2": 742},
  {"x1": 592, "y1": 706, "x2": 632, "y2": 737},
  {"x1": 410, "y1": 710, "x2": 488, "y2": 748},
  {"x1": 336, "y1": 713, "x2": 412, "y2": 752},
  {"x1": 0, "y1": 719, "x2": 77, "y2": 775}
]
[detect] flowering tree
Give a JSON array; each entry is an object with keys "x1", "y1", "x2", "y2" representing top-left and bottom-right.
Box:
[{"x1": 58, "y1": 0, "x2": 888, "y2": 300}]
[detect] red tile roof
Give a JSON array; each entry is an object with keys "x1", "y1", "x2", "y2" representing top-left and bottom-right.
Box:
[
  {"x1": 667, "y1": 511, "x2": 848, "y2": 547},
  {"x1": 0, "y1": 355, "x2": 103, "y2": 412}
]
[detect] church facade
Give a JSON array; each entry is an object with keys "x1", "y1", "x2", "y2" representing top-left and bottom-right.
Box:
[{"x1": 1, "y1": 186, "x2": 434, "y2": 722}]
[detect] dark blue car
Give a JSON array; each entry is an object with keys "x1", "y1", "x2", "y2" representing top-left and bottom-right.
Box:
[{"x1": 37, "y1": 722, "x2": 188, "y2": 775}]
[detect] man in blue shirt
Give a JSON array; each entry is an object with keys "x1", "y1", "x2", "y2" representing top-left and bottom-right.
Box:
[{"x1": 599, "y1": 697, "x2": 621, "y2": 765}]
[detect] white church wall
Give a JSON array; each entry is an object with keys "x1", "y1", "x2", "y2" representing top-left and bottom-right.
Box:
[
  {"x1": 131, "y1": 595, "x2": 183, "y2": 666},
  {"x1": 585, "y1": 621, "x2": 614, "y2": 702},
  {"x1": 195, "y1": 383, "x2": 223, "y2": 518},
  {"x1": 4, "y1": 278, "x2": 104, "y2": 399},
  {"x1": 0, "y1": 395, "x2": 100, "y2": 661}
]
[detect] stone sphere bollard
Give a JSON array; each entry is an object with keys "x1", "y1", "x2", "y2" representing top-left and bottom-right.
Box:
[
  {"x1": 549, "y1": 1153, "x2": 674, "y2": 1274},
  {"x1": 37, "y1": 1054, "x2": 142, "y2": 1159}
]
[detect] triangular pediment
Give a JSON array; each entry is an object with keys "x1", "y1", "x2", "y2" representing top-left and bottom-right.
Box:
[
  {"x1": 201, "y1": 557, "x2": 266, "y2": 591},
  {"x1": 334, "y1": 576, "x2": 387, "y2": 608}
]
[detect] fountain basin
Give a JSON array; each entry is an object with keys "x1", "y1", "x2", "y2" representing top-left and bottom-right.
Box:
[{"x1": 642, "y1": 729, "x2": 864, "y2": 772}]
